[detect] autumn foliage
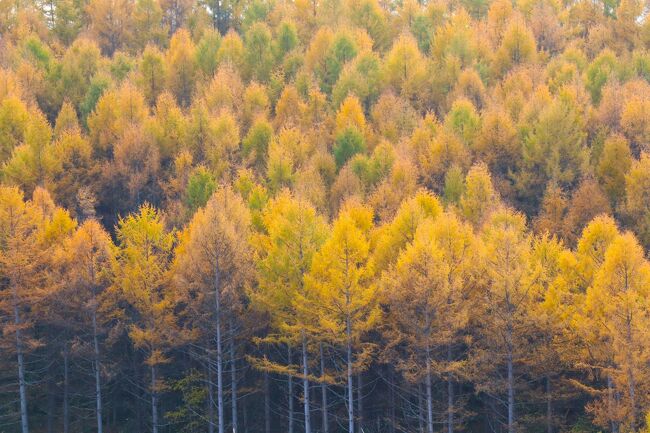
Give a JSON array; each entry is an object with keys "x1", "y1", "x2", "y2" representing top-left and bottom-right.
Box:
[{"x1": 1, "y1": 0, "x2": 650, "y2": 432}]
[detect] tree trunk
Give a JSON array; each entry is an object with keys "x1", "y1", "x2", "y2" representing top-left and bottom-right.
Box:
[
  {"x1": 320, "y1": 344, "x2": 328, "y2": 433},
  {"x1": 417, "y1": 384, "x2": 424, "y2": 433},
  {"x1": 215, "y1": 262, "x2": 225, "y2": 433},
  {"x1": 230, "y1": 320, "x2": 238, "y2": 433},
  {"x1": 357, "y1": 373, "x2": 362, "y2": 431},
  {"x1": 132, "y1": 349, "x2": 144, "y2": 433},
  {"x1": 425, "y1": 346, "x2": 433, "y2": 433},
  {"x1": 288, "y1": 345, "x2": 294, "y2": 433},
  {"x1": 208, "y1": 359, "x2": 215, "y2": 433},
  {"x1": 546, "y1": 376, "x2": 552, "y2": 433},
  {"x1": 302, "y1": 333, "x2": 311, "y2": 433},
  {"x1": 506, "y1": 301, "x2": 515, "y2": 433},
  {"x1": 346, "y1": 317, "x2": 354, "y2": 433},
  {"x1": 14, "y1": 301, "x2": 29, "y2": 433},
  {"x1": 507, "y1": 348, "x2": 514, "y2": 433},
  {"x1": 607, "y1": 374, "x2": 618, "y2": 433},
  {"x1": 625, "y1": 313, "x2": 637, "y2": 429},
  {"x1": 93, "y1": 311, "x2": 103, "y2": 433},
  {"x1": 447, "y1": 345, "x2": 454, "y2": 433},
  {"x1": 63, "y1": 345, "x2": 70, "y2": 433},
  {"x1": 264, "y1": 370, "x2": 270, "y2": 433},
  {"x1": 389, "y1": 371, "x2": 396, "y2": 433},
  {"x1": 151, "y1": 364, "x2": 158, "y2": 433}
]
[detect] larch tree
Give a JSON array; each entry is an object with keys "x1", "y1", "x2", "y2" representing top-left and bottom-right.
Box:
[
  {"x1": 0, "y1": 186, "x2": 34, "y2": 433},
  {"x1": 475, "y1": 207, "x2": 538, "y2": 433},
  {"x1": 624, "y1": 153, "x2": 650, "y2": 248},
  {"x1": 372, "y1": 189, "x2": 442, "y2": 272},
  {"x1": 307, "y1": 203, "x2": 379, "y2": 433},
  {"x1": 0, "y1": 186, "x2": 62, "y2": 433},
  {"x1": 173, "y1": 186, "x2": 254, "y2": 433},
  {"x1": 383, "y1": 211, "x2": 478, "y2": 433},
  {"x1": 166, "y1": 29, "x2": 196, "y2": 108},
  {"x1": 57, "y1": 219, "x2": 115, "y2": 433},
  {"x1": 37, "y1": 202, "x2": 78, "y2": 433},
  {"x1": 112, "y1": 204, "x2": 178, "y2": 433},
  {"x1": 527, "y1": 234, "x2": 573, "y2": 433},
  {"x1": 582, "y1": 232, "x2": 650, "y2": 431},
  {"x1": 252, "y1": 190, "x2": 328, "y2": 433},
  {"x1": 138, "y1": 45, "x2": 167, "y2": 107},
  {"x1": 0, "y1": 96, "x2": 30, "y2": 163},
  {"x1": 382, "y1": 32, "x2": 428, "y2": 107},
  {"x1": 3, "y1": 109, "x2": 60, "y2": 195}
]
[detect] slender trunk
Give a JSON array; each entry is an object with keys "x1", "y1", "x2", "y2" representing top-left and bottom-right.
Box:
[
  {"x1": 14, "y1": 301, "x2": 29, "y2": 433},
  {"x1": 63, "y1": 345, "x2": 70, "y2": 433},
  {"x1": 288, "y1": 345, "x2": 294, "y2": 433},
  {"x1": 507, "y1": 348, "x2": 514, "y2": 433},
  {"x1": 151, "y1": 364, "x2": 158, "y2": 433},
  {"x1": 215, "y1": 263, "x2": 225, "y2": 433},
  {"x1": 425, "y1": 345, "x2": 433, "y2": 433},
  {"x1": 447, "y1": 345, "x2": 453, "y2": 433},
  {"x1": 320, "y1": 344, "x2": 328, "y2": 433},
  {"x1": 208, "y1": 358, "x2": 215, "y2": 433},
  {"x1": 625, "y1": 313, "x2": 637, "y2": 429},
  {"x1": 346, "y1": 317, "x2": 354, "y2": 433},
  {"x1": 357, "y1": 373, "x2": 362, "y2": 431},
  {"x1": 545, "y1": 376, "x2": 552, "y2": 433},
  {"x1": 302, "y1": 333, "x2": 311, "y2": 433},
  {"x1": 230, "y1": 320, "x2": 238, "y2": 433},
  {"x1": 607, "y1": 374, "x2": 618, "y2": 433},
  {"x1": 92, "y1": 311, "x2": 103, "y2": 433},
  {"x1": 132, "y1": 349, "x2": 144, "y2": 433},
  {"x1": 389, "y1": 371, "x2": 396, "y2": 433},
  {"x1": 264, "y1": 370, "x2": 270, "y2": 433},
  {"x1": 506, "y1": 299, "x2": 515, "y2": 433},
  {"x1": 417, "y1": 384, "x2": 424, "y2": 433}
]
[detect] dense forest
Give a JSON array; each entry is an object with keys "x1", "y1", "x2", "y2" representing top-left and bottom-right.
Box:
[{"x1": 1, "y1": 0, "x2": 650, "y2": 432}]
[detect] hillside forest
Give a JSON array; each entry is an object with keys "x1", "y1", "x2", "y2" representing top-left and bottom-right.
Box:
[{"x1": 1, "y1": 0, "x2": 650, "y2": 432}]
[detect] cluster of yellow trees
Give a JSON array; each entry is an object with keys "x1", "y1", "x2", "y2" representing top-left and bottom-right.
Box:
[
  {"x1": 1, "y1": 0, "x2": 650, "y2": 431},
  {"x1": 2, "y1": 177, "x2": 650, "y2": 432}
]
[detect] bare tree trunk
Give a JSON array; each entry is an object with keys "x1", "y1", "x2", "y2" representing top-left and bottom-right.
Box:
[
  {"x1": 389, "y1": 371, "x2": 396, "y2": 433},
  {"x1": 417, "y1": 384, "x2": 424, "y2": 433},
  {"x1": 506, "y1": 304, "x2": 515, "y2": 433},
  {"x1": 63, "y1": 345, "x2": 70, "y2": 433},
  {"x1": 346, "y1": 317, "x2": 354, "y2": 433},
  {"x1": 447, "y1": 344, "x2": 453, "y2": 433},
  {"x1": 507, "y1": 348, "x2": 514, "y2": 433},
  {"x1": 230, "y1": 320, "x2": 238, "y2": 433},
  {"x1": 151, "y1": 364, "x2": 159, "y2": 433},
  {"x1": 208, "y1": 358, "x2": 215, "y2": 433},
  {"x1": 607, "y1": 374, "x2": 618, "y2": 433},
  {"x1": 14, "y1": 300, "x2": 29, "y2": 433},
  {"x1": 264, "y1": 370, "x2": 270, "y2": 433},
  {"x1": 320, "y1": 344, "x2": 328, "y2": 433},
  {"x1": 215, "y1": 263, "x2": 225, "y2": 433},
  {"x1": 546, "y1": 376, "x2": 552, "y2": 433},
  {"x1": 302, "y1": 333, "x2": 311, "y2": 433},
  {"x1": 132, "y1": 350, "x2": 144, "y2": 433},
  {"x1": 288, "y1": 346, "x2": 294, "y2": 433},
  {"x1": 92, "y1": 311, "x2": 103, "y2": 433},
  {"x1": 425, "y1": 346, "x2": 433, "y2": 433},
  {"x1": 625, "y1": 313, "x2": 637, "y2": 429},
  {"x1": 357, "y1": 373, "x2": 362, "y2": 431}
]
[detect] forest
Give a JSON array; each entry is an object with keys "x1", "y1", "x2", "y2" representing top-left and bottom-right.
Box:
[{"x1": 0, "y1": 0, "x2": 650, "y2": 431}]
